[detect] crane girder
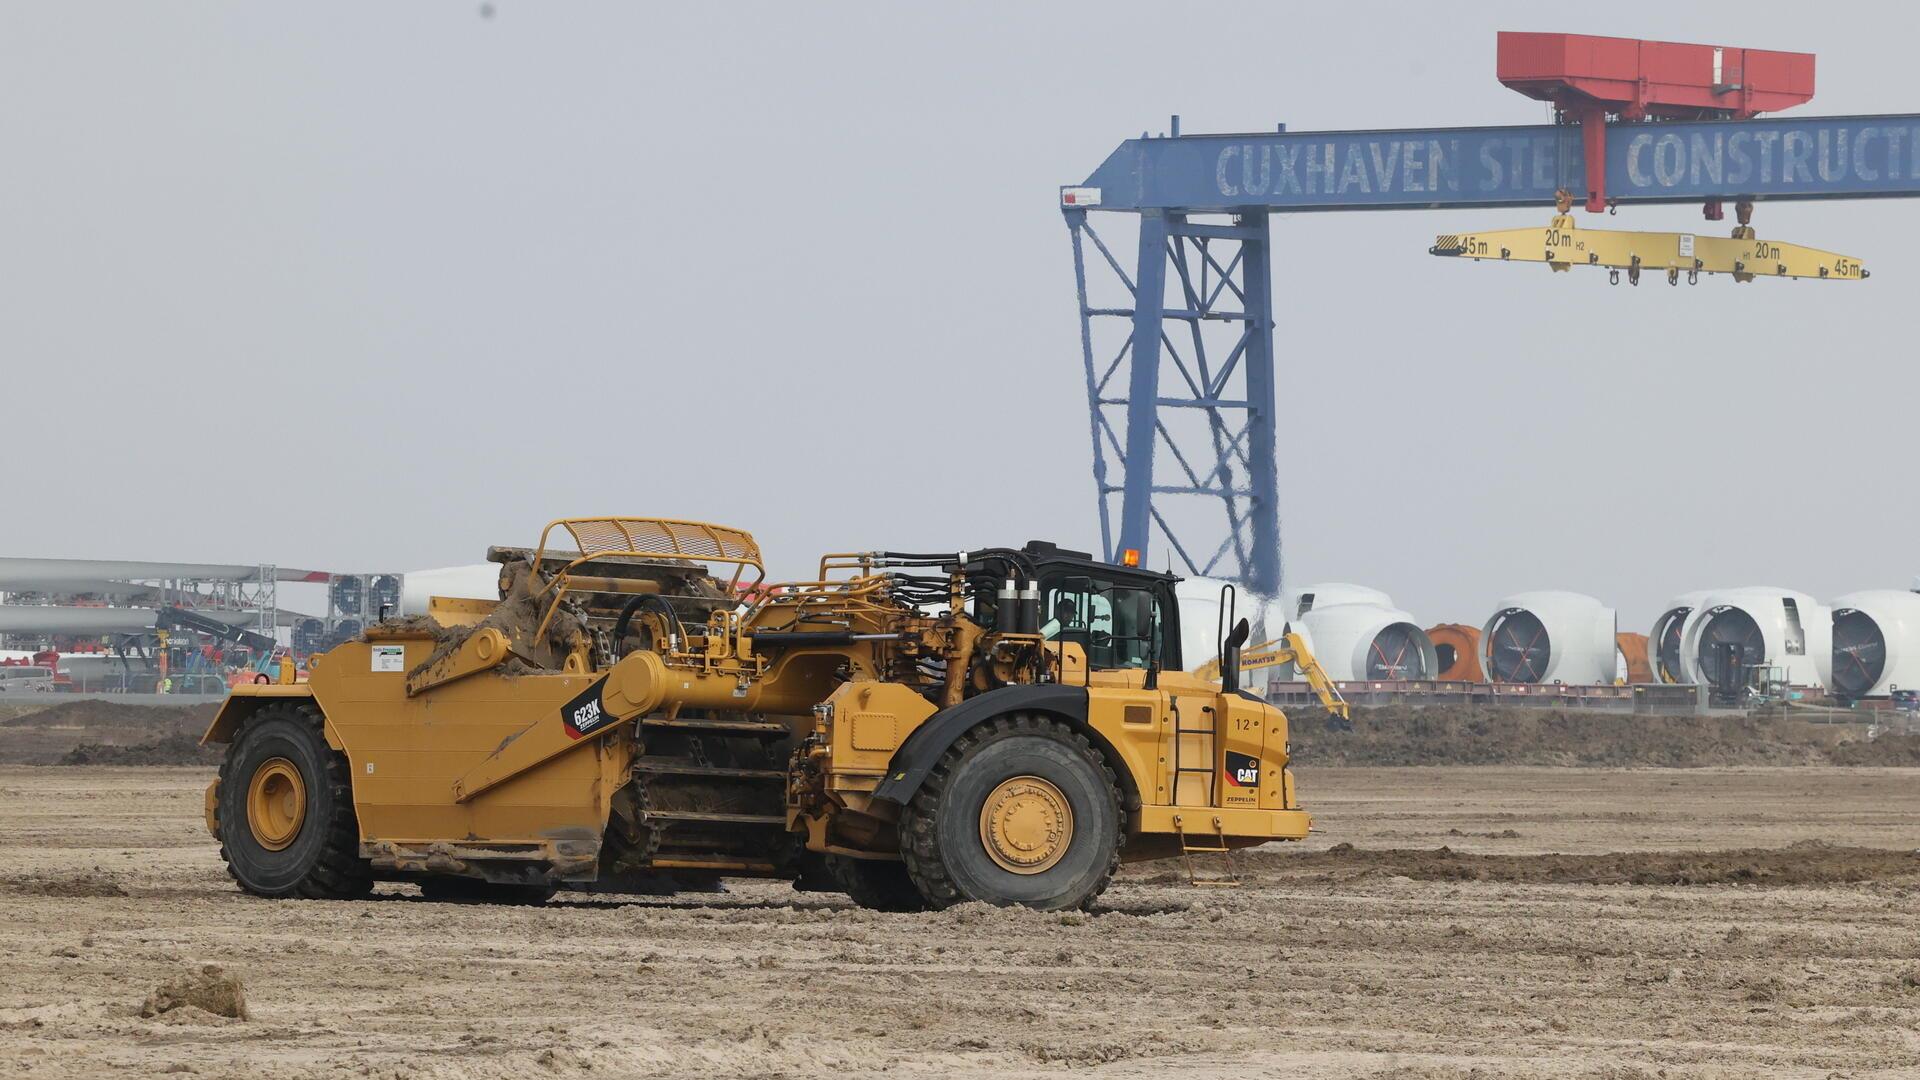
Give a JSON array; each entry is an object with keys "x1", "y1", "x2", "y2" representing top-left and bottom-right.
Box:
[
  {"x1": 1075, "y1": 114, "x2": 1920, "y2": 213},
  {"x1": 1069, "y1": 100, "x2": 1920, "y2": 592},
  {"x1": 1430, "y1": 213, "x2": 1867, "y2": 283}
]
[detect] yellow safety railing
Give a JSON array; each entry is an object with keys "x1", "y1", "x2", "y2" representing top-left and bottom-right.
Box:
[
  {"x1": 523, "y1": 517, "x2": 766, "y2": 648},
  {"x1": 530, "y1": 517, "x2": 764, "y2": 593}
]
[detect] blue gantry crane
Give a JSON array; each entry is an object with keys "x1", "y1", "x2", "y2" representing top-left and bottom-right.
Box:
[{"x1": 1063, "y1": 32, "x2": 1918, "y2": 597}]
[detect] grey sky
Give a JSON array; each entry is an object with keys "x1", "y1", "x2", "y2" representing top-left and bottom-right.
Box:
[{"x1": 2, "y1": 2, "x2": 1912, "y2": 632}]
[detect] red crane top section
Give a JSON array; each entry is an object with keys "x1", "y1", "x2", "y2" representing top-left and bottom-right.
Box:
[
  {"x1": 1497, "y1": 32, "x2": 1814, "y2": 121},
  {"x1": 1497, "y1": 32, "x2": 1815, "y2": 214}
]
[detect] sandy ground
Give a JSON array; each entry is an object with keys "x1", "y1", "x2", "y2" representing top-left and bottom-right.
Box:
[{"x1": 1, "y1": 765, "x2": 1917, "y2": 1079}]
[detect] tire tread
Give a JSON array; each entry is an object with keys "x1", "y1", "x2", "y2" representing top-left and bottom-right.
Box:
[
  {"x1": 898, "y1": 713, "x2": 1122, "y2": 910},
  {"x1": 216, "y1": 702, "x2": 372, "y2": 900}
]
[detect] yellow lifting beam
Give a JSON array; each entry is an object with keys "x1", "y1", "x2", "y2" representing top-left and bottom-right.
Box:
[{"x1": 1430, "y1": 193, "x2": 1868, "y2": 285}]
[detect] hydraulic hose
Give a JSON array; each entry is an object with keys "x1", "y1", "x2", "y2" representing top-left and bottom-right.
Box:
[{"x1": 612, "y1": 593, "x2": 683, "y2": 656}]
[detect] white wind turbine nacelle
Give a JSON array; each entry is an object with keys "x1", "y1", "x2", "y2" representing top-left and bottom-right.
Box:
[
  {"x1": 1676, "y1": 586, "x2": 1832, "y2": 691},
  {"x1": 1481, "y1": 591, "x2": 1617, "y2": 684},
  {"x1": 1173, "y1": 578, "x2": 1331, "y2": 675},
  {"x1": 1173, "y1": 576, "x2": 1238, "y2": 672},
  {"x1": 1279, "y1": 582, "x2": 1394, "y2": 622},
  {"x1": 1177, "y1": 579, "x2": 1434, "y2": 682},
  {"x1": 1650, "y1": 590, "x2": 1713, "y2": 684},
  {"x1": 1828, "y1": 589, "x2": 1920, "y2": 700},
  {"x1": 1177, "y1": 580, "x2": 1389, "y2": 664},
  {"x1": 1172, "y1": 577, "x2": 1296, "y2": 672},
  {"x1": 1290, "y1": 601, "x2": 1438, "y2": 682}
]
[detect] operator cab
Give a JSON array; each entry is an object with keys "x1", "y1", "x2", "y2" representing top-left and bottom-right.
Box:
[{"x1": 964, "y1": 540, "x2": 1182, "y2": 672}]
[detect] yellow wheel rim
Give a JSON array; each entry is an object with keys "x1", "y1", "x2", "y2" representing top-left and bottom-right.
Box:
[
  {"x1": 246, "y1": 757, "x2": 307, "y2": 852},
  {"x1": 978, "y1": 775, "x2": 1073, "y2": 875}
]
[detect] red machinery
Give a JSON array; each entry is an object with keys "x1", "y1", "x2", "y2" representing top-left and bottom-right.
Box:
[
  {"x1": 0, "y1": 649, "x2": 73, "y2": 690},
  {"x1": 1497, "y1": 32, "x2": 1815, "y2": 214}
]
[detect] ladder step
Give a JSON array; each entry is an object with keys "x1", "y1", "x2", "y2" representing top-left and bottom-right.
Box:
[
  {"x1": 1174, "y1": 815, "x2": 1242, "y2": 888},
  {"x1": 640, "y1": 810, "x2": 788, "y2": 827},
  {"x1": 635, "y1": 762, "x2": 786, "y2": 781},
  {"x1": 642, "y1": 717, "x2": 790, "y2": 737}
]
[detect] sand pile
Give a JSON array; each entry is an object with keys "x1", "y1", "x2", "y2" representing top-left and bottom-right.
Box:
[
  {"x1": 59, "y1": 732, "x2": 220, "y2": 766},
  {"x1": 0, "y1": 700, "x2": 220, "y2": 765},
  {"x1": 140, "y1": 964, "x2": 248, "y2": 1021},
  {"x1": 0, "y1": 699, "x2": 218, "y2": 733},
  {"x1": 1827, "y1": 731, "x2": 1920, "y2": 766}
]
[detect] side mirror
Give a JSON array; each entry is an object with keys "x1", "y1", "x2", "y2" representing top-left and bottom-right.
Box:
[{"x1": 1222, "y1": 617, "x2": 1251, "y2": 693}]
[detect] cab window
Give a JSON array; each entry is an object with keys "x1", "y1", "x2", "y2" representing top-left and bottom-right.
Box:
[{"x1": 1039, "y1": 575, "x2": 1162, "y2": 670}]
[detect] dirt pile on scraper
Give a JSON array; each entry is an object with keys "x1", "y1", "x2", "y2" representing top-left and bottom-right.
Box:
[
  {"x1": 385, "y1": 559, "x2": 578, "y2": 678},
  {"x1": 400, "y1": 554, "x2": 730, "y2": 678},
  {"x1": 1288, "y1": 703, "x2": 1912, "y2": 767}
]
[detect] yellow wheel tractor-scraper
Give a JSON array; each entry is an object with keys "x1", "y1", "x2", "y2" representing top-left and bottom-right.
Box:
[{"x1": 202, "y1": 517, "x2": 1311, "y2": 910}]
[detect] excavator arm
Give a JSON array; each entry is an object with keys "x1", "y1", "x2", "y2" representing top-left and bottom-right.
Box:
[{"x1": 1192, "y1": 631, "x2": 1350, "y2": 724}]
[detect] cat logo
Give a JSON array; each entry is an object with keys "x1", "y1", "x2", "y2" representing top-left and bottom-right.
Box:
[{"x1": 1224, "y1": 750, "x2": 1261, "y2": 788}]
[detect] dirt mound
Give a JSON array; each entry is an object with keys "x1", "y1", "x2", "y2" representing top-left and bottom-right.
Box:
[
  {"x1": 0, "y1": 700, "x2": 221, "y2": 765},
  {"x1": 1215, "y1": 842, "x2": 1920, "y2": 887},
  {"x1": 0, "y1": 698, "x2": 217, "y2": 732},
  {"x1": 140, "y1": 964, "x2": 247, "y2": 1021},
  {"x1": 2, "y1": 870, "x2": 129, "y2": 897},
  {"x1": 1287, "y1": 704, "x2": 1906, "y2": 767},
  {"x1": 1828, "y1": 732, "x2": 1920, "y2": 766},
  {"x1": 59, "y1": 732, "x2": 221, "y2": 766}
]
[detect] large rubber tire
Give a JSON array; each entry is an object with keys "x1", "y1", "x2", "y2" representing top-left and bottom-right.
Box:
[
  {"x1": 826, "y1": 854, "x2": 927, "y2": 912},
  {"x1": 899, "y1": 714, "x2": 1121, "y2": 911},
  {"x1": 417, "y1": 877, "x2": 557, "y2": 905},
  {"x1": 216, "y1": 702, "x2": 373, "y2": 899}
]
